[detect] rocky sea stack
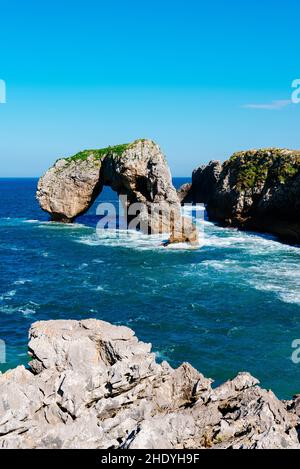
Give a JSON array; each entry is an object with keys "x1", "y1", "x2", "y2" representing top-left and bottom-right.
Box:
[
  {"x1": 1, "y1": 319, "x2": 300, "y2": 449},
  {"x1": 180, "y1": 149, "x2": 300, "y2": 244},
  {"x1": 37, "y1": 139, "x2": 197, "y2": 245}
]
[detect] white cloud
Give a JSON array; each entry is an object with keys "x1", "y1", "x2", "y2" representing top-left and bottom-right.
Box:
[{"x1": 243, "y1": 99, "x2": 292, "y2": 110}]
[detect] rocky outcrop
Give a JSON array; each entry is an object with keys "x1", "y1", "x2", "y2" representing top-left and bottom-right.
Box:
[
  {"x1": 192, "y1": 161, "x2": 223, "y2": 204},
  {"x1": 206, "y1": 149, "x2": 300, "y2": 243},
  {"x1": 177, "y1": 183, "x2": 192, "y2": 204},
  {"x1": 176, "y1": 160, "x2": 223, "y2": 206},
  {"x1": 185, "y1": 149, "x2": 300, "y2": 244},
  {"x1": 1, "y1": 319, "x2": 299, "y2": 449},
  {"x1": 37, "y1": 139, "x2": 198, "y2": 245}
]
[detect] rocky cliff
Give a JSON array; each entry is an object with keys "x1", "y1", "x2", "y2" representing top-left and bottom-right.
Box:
[
  {"x1": 0, "y1": 319, "x2": 300, "y2": 449},
  {"x1": 177, "y1": 183, "x2": 192, "y2": 204},
  {"x1": 179, "y1": 149, "x2": 300, "y2": 244},
  {"x1": 192, "y1": 161, "x2": 223, "y2": 204},
  {"x1": 37, "y1": 139, "x2": 197, "y2": 245}
]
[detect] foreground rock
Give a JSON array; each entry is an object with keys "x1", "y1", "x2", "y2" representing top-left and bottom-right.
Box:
[
  {"x1": 185, "y1": 149, "x2": 300, "y2": 244},
  {"x1": 0, "y1": 319, "x2": 299, "y2": 449},
  {"x1": 37, "y1": 139, "x2": 198, "y2": 245}
]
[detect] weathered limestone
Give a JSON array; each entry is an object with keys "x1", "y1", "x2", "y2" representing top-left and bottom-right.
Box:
[
  {"x1": 206, "y1": 149, "x2": 300, "y2": 243},
  {"x1": 192, "y1": 161, "x2": 223, "y2": 204},
  {"x1": 183, "y1": 149, "x2": 300, "y2": 244},
  {"x1": 0, "y1": 319, "x2": 299, "y2": 449},
  {"x1": 37, "y1": 139, "x2": 198, "y2": 245},
  {"x1": 177, "y1": 183, "x2": 193, "y2": 204}
]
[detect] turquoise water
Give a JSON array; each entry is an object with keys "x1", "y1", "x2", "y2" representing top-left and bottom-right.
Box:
[{"x1": 0, "y1": 178, "x2": 300, "y2": 399}]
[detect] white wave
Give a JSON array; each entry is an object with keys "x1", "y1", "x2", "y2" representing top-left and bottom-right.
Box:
[
  {"x1": 154, "y1": 350, "x2": 167, "y2": 361},
  {"x1": 19, "y1": 307, "x2": 37, "y2": 317},
  {"x1": 6, "y1": 289, "x2": 16, "y2": 297},
  {"x1": 203, "y1": 235, "x2": 250, "y2": 249},
  {"x1": 279, "y1": 291, "x2": 300, "y2": 305},
  {"x1": 201, "y1": 259, "x2": 238, "y2": 271},
  {"x1": 0, "y1": 217, "x2": 26, "y2": 225},
  {"x1": 249, "y1": 279, "x2": 300, "y2": 306},
  {"x1": 0, "y1": 305, "x2": 18, "y2": 314},
  {"x1": 75, "y1": 222, "x2": 205, "y2": 252},
  {"x1": 0, "y1": 290, "x2": 16, "y2": 301},
  {"x1": 38, "y1": 221, "x2": 88, "y2": 230},
  {"x1": 154, "y1": 347, "x2": 174, "y2": 363},
  {"x1": 166, "y1": 241, "x2": 203, "y2": 250},
  {"x1": 227, "y1": 326, "x2": 245, "y2": 337},
  {"x1": 203, "y1": 228, "x2": 300, "y2": 255},
  {"x1": 248, "y1": 262, "x2": 300, "y2": 279},
  {"x1": 76, "y1": 230, "x2": 167, "y2": 251},
  {"x1": 1, "y1": 218, "x2": 82, "y2": 227},
  {"x1": 19, "y1": 301, "x2": 39, "y2": 317},
  {"x1": 0, "y1": 299, "x2": 39, "y2": 316},
  {"x1": 13, "y1": 279, "x2": 32, "y2": 285}
]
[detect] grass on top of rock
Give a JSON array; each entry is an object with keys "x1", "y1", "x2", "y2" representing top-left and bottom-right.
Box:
[
  {"x1": 63, "y1": 144, "x2": 130, "y2": 163},
  {"x1": 60, "y1": 139, "x2": 152, "y2": 164},
  {"x1": 227, "y1": 148, "x2": 300, "y2": 190}
]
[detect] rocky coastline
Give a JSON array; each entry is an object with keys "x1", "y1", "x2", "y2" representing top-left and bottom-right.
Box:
[
  {"x1": 179, "y1": 148, "x2": 300, "y2": 244},
  {"x1": 4, "y1": 146, "x2": 298, "y2": 449},
  {"x1": 1, "y1": 319, "x2": 300, "y2": 449}
]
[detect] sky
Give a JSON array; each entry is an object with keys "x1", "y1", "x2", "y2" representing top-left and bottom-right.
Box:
[{"x1": 0, "y1": 0, "x2": 300, "y2": 177}]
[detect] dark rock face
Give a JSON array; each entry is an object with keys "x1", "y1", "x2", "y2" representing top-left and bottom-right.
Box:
[
  {"x1": 0, "y1": 319, "x2": 299, "y2": 449},
  {"x1": 191, "y1": 161, "x2": 223, "y2": 204},
  {"x1": 37, "y1": 139, "x2": 198, "y2": 245},
  {"x1": 206, "y1": 149, "x2": 300, "y2": 244}
]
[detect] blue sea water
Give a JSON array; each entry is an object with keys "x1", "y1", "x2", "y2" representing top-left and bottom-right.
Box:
[{"x1": 0, "y1": 177, "x2": 300, "y2": 399}]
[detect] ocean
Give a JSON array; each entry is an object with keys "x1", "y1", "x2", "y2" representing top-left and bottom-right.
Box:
[{"x1": 0, "y1": 177, "x2": 299, "y2": 399}]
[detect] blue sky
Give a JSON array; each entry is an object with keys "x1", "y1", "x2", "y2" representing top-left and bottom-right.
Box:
[{"x1": 0, "y1": 0, "x2": 300, "y2": 176}]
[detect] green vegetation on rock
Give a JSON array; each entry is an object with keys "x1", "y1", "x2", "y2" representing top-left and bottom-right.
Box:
[
  {"x1": 58, "y1": 139, "x2": 152, "y2": 165},
  {"x1": 227, "y1": 149, "x2": 300, "y2": 190},
  {"x1": 64, "y1": 144, "x2": 130, "y2": 163}
]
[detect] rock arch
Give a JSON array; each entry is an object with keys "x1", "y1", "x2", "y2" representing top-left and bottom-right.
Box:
[{"x1": 37, "y1": 139, "x2": 198, "y2": 245}]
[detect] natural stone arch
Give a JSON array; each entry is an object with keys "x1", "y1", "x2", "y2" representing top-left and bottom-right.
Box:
[{"x1": 36, "y1": 139, "x2": 198, "y2": 244}]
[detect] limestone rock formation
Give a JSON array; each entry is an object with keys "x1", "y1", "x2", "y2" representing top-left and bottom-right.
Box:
[
  {"x1": 186, "y1": 149, "x2": 300, "y2": 243},
  {"x1": 37, "y1": 139, "x2": 198, "y2": 245},
  {"x1": 177, "y1": 183, "x2": 193, "y2": 204},
  {"x1": 177, "y1": 161, "x2": 222, "y2": 206},
  {"x1": 0, "y1": 319, "x2": 299, "y2": 449},
  {"x1": 207, "y1": 149, "x2": 300, "y2": 243},
  {"x1": 192, "y1": 160, "x2": 223, "y2": 204}
]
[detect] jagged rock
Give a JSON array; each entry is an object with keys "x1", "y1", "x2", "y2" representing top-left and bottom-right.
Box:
[
  {"x1": 0, "y1": 319, "x2": 299, "y2": 449},
  {"x1": 206, "y1": 149, "x2": 300, "y2": 243},
  {"x1": 37, "y1": 139, "x2": 198, "y2": 245},
  {"x1": 191, "y1": 160, "x2": 223, "y2": 204},
  {"x1": 177, "y1": 183, "x2": 193, "y2": 204}
]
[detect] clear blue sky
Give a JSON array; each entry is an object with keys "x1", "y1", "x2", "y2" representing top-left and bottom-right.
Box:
[{"x1": 1, "y1": 0, "x2": 300, "y2": 176}]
